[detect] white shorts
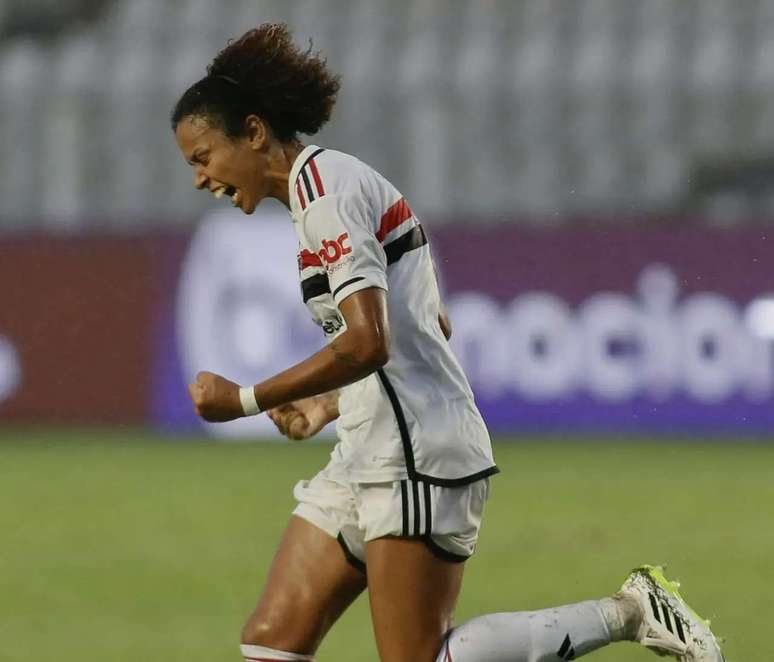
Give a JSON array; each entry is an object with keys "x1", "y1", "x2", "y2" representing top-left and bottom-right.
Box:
[{"x1": 292, "y1": 463, "x2": 490, "y2": 572}]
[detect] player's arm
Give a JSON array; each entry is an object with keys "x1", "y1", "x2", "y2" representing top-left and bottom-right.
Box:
[
  {"x1": 255, "y1": 286, "x2": 388, "y2": 408},
  {"x1": 188, "y1": 287, "x2": 389, "y2": 422}
]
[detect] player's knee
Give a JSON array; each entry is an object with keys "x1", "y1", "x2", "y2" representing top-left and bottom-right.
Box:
[{"x1": 240, "y1": 599, "x2": 319, "y2": 651}]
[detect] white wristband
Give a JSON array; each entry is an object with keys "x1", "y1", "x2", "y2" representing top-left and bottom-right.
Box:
[{"x1": 239, "y1": 385, "x2": 261, "y2": 416}]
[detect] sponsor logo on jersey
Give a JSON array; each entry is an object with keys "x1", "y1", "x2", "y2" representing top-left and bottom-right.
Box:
[
  {"x1": 318, "y1": 232, "x2": 352, "y2": 264},
  {"x1": 298, "y1": 248, "x2": 322, "y2": 271},
  {"x1": 297, "y1": 233, "x2": 352, "y2": 272}
]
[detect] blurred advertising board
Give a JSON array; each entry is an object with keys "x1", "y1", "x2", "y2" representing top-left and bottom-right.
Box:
[
  {"x1": 0, "y1": 234, "x2": 185, "y2": 425},
  {"x1": 434, "y1": 225, "x2": 774, "y2": 434},
  {"x1": 2, "y1": 212, "x2": 774, "y2": 436}
]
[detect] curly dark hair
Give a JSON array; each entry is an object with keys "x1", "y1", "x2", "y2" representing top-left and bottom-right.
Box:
[{"x1": 170, "y1": 23, "x2": 340, "y2": 142}]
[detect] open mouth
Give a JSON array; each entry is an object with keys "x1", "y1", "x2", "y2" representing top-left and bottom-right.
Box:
[{"x1": 212, "y1": 185, "x2": 240, "y2": 207}]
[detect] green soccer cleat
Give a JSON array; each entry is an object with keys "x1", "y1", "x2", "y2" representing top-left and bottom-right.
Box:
[{"x1": 618, "y1": 564, "x2": 726, "y2": 661}]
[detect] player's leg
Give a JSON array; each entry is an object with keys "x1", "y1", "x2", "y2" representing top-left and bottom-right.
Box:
[
  {"x1": 365, "y1": 536, "x2": 634, "y2": 662},
  {"x1": 436, "y1": 596, "x2": 634, "y2": 661},
  {"x1": 357, "y1": 478, "x2": 481, "y2": 662},
  {"x1": 360, "y1": 477, "x2": 634, "y2": 662},
  {"x1": 241, "y1": 465, "x2": 370, "y2": 660},
  {"x1": 240, "y1": 515, "x2": 367, "y2": 658},
  {"x1": 438, "y1": 567, "x2": 727, "y2": 661},
  {"x1": 366, "y1": 535, "x2": 465, "y2": 662}
]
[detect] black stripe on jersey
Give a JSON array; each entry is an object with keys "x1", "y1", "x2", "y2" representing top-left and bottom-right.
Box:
[
  {"x1": 384, "y1": 224, "x2": 428, "y2": 265},
  {"x1": 377, "y1": 368, "x2": 500, "y2": 487},
  {"x1": 301, "y1": 273, "x2": 330, "y2": 302},
  {"x1": 332, "y1": 276, "x2": 365, "y2": 299},
  {"x1": 376, "y1": 369, "x2": 416, "y2": 476},
  {"x1": 298, "y1": 147, "x2": 325, "y2": 173},
  {"x1": 414, "y1": 466, "x2": 500, "y2": 487},
  {"x1": 300, "y1": 167, "x2": 315, "y2": 203},
  {"x1": 336, "y1": 533, "x2": 366, "y2": 574},
  {"x1": 294, "y1": 148, "x2": 324, "y2": 209}
]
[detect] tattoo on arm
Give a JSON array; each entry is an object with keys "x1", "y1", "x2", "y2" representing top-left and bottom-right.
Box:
[{"x1": 330, "y1": 337, "x2": 361, "y2": 368}]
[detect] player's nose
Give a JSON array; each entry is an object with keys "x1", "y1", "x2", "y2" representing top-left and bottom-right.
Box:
[{"x1": 193, "y1": 171, "x2": 208, "y2": 190}]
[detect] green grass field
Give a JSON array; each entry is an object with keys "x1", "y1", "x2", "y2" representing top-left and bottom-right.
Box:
[{"x1": 1, "y1": 428, "x2": 770, "y2": 661}]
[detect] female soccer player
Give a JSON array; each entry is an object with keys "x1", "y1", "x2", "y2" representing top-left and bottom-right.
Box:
[{"x1": 172, "y1": 23, "x2": 724, "y2": 662}]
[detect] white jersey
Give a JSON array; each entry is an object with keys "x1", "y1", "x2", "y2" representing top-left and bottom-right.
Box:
[{"x1": 288, "y1": 145, "x2": 498, "y2": 486}]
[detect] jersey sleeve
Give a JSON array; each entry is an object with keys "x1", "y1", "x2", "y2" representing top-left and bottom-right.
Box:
[{"x1": 301, "y1": 193, "x2": 388, "y2": 306}]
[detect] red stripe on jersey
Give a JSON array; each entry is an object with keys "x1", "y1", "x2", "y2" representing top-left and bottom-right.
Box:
[
  {"x1": 308, "y1": 158, "x2": 325, "y2": 196},
  {"x1": 296, "y1": 179, "x2": 307, "y2": 210},
  {"x1": 299, "y1": 248, "x2": 322, "y2": 269},
  {"x1": 376, "y1": 197, "x2": 413, "y2": 242}
]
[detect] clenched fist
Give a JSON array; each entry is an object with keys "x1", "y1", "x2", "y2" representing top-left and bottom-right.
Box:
[
  {"x1": 188, "y1": 371, "x2": 243, "y2": 422},
  {"x1": 267, "y1": 392, "x2": 339, "y2": 441}
]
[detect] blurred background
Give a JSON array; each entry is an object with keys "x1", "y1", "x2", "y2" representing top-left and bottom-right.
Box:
[
  {"x1": 7, "y1": 0, "x2": 774, "y2": 225},
  {"x1": 1, "y1": 2, "x2": 772, "y2": 661}
]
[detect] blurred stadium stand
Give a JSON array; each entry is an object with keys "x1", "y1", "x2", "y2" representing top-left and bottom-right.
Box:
[{"x1": 2, "y1": 0, "x2": 774, "y2": 228}]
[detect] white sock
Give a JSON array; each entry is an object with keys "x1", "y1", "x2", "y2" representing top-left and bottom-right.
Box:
[
  {"x1": 240, "y1": 643, "x2": 314, "y2": 661},
  {"x1": 436, "y1": 599, "x2": 614, "y2": 661},
  {"x1": 598, "y1": 595, "x2": 641, "y2": 641}
]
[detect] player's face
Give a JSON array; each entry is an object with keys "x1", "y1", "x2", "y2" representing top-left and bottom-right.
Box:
[{"x1": 175, "y1": 115, "x2": 268, "y2": 214}]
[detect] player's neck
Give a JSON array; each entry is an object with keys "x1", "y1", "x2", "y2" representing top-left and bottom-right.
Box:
[{"x1": 265, "y1": 140, "x2": 306, "y2": 208}]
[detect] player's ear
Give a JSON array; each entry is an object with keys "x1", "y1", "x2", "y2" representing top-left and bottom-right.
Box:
[{"x1": 245, "y1": 115, "x2": 268, "y2": 150}]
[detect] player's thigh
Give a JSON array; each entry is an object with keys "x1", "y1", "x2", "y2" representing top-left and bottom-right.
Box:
[
  {"x1": 241, "y1": 515, "x2": 367, "y2": 654},
  {"x1": 365, "y1": 536, "x2": 465, "y2": 662}
]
